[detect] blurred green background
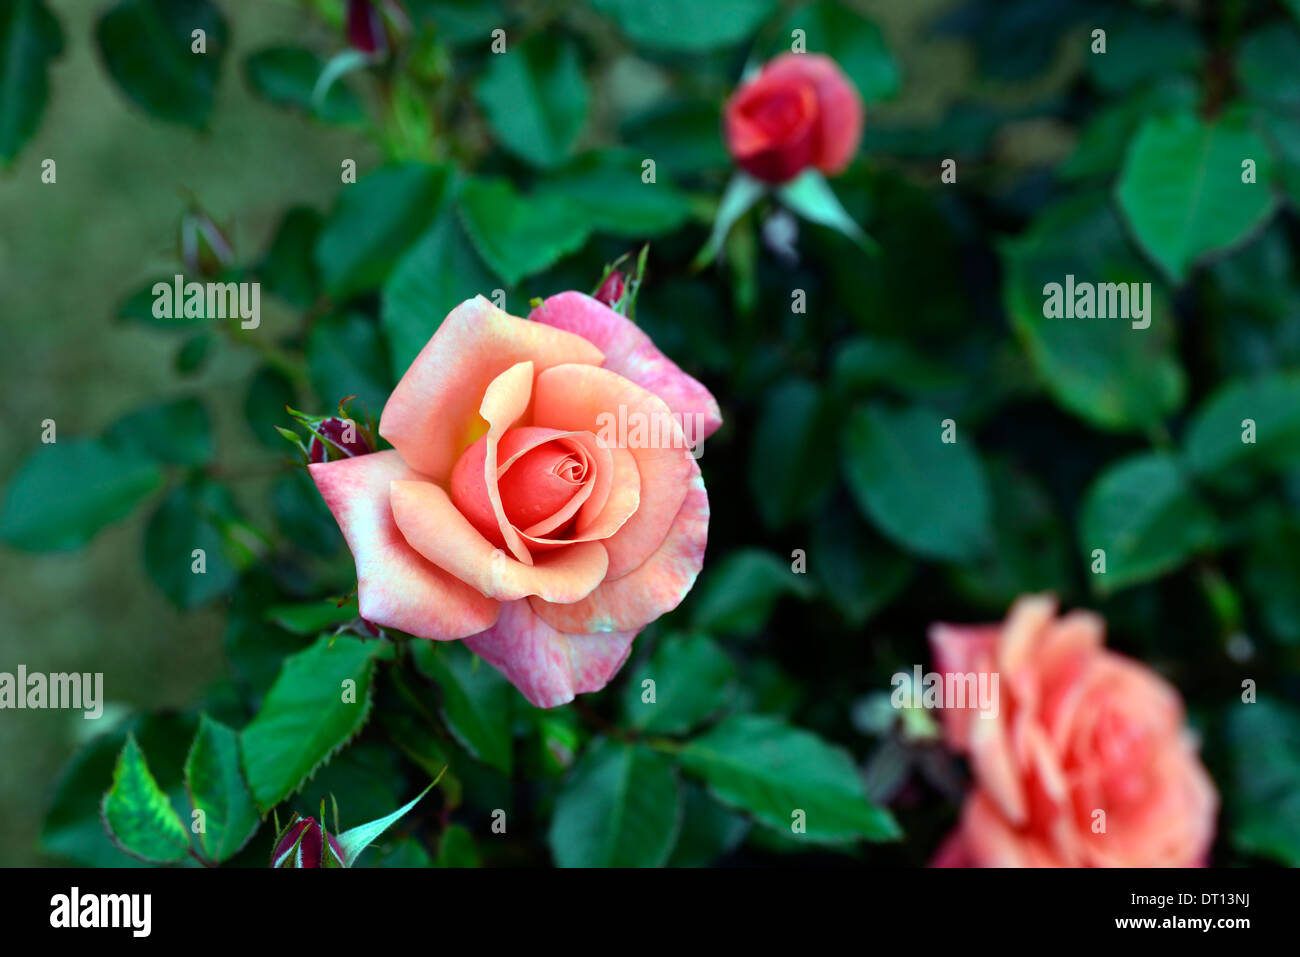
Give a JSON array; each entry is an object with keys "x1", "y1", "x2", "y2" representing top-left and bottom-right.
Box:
[
  {"x1": 0, "y1": 0, "x2": 378, "y2": 865},
  {"x1": 3, "y1": 0, "x2": 1299, "y2": 868}
]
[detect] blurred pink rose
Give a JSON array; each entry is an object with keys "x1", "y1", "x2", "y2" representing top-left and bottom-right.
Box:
[
  {"x1": 928, "y1": 595, "x2": 1218, "y2": 867},
  {"x1": 309, "y1": 293, "x2": 721, "y2": 707},
  {"x1": 724, "y1": 53, "x2": 863, "y2": 184}
]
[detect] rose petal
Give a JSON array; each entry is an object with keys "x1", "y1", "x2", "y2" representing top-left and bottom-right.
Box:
[
  {"x1": 533, "y1": 363, "x2": 694, "y2": 578},
  {"x1": 521, "y1": 443, "x2": 640, "y2": 548},
  {"x1": 529, "y1": 292, "x2": 723, "y2": 445},
  {"x1": 308, "y1": 451, "x2": 499, "y2": 640},
  {"x1": 390, "y1": 478, "x2": 608, "y2": 604},
  {"x1": 725, "y1": 75, "x2": 819, "y2": 183},
  {"x1": 927, "y1": 622, "x2": 999, "y2": 751},
  {"x1": 761, "y1": 54, "x2": 864, "y2": 175},
  {"x1": 379, "y1": 296, "x2": 603, "y2": 481},
  {"x1": 464, "y1": 598, "x2": 637, "y2": 708},
  {"x1": 531, "y1": 462, "x2": 708, "y2": 634},
  {"x1": 478, "y1": 361, "x2": 537, "y2": 565}
]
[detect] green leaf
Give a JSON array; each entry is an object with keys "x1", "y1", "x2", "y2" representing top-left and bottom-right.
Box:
[
  {"x1": 679, "y1": 713, "x2": 900, "y2": 843},
  {"x1": 0, "y1": 0, "x2": 63, "y2": 165},
  {"x1": 539, "y1": 150, "x2": 693, "y2": 238},
  {"x1": 307, "y1": 310, "x2": 393, "y2": 420},
  {"x1": 336, "y1": 781, "x2": 437, "y2": 867},
  {"x1": 1239, "y1": 24, "x2": 1300, "y2": 111},
  {"x1": 690, "y1": 548, "x2": 815, "y2": 637},
  {"x1": 475, "y1": 34, "x2": 588, "y2": 169},
  {"x1": 750, "y1": 378, "x2": 837, "y2": 529},
  {"x1": 412, "y1": 642, "x2": 513, "y2": 775},
  {"x1": 1078, "y1": 452, "x2": 1216, "y2": 595},
  {"x1": 621, "y1": 99, "x2": 730, "y2": 176},
  {"x1": 245, "y1": 45, "x2": 364, "y2": 124},
  {"x1": 244, "y1": 366, "x2": 298, "y2": 450},
  {"x1": 620, "y1": 633, "x2": 737, "y2": 734},
  {"x1": 239, "y1": 635, "x2": 383, "y2": 812},
  {"x1": 95, "y1": 0, "x2": 227, "y2": 128},
  {"x1": 1183, "y1": 374, "x2": 1300, "y2": 481},
  {"x1": 315, "y1": 163, "x2": 450, "y2": 299},
  {"x1": 831, "y1": 336, "x2": 962, "y2": 396},
  {"x1": 776, "y1": 1, "x2": 899, "y2": 101},
  {"x1": 1085, "y1": 10, "x2": 1202, "y2": 95},
  {"x1": 950, "y1": 459, "x2": 1072, "y2": 610},
  {"x1": 548, "y1": 738, "x2": 681, "y2": 867},
  {"x1": 1243, "y1": 522, "x2": 1300, "y2": 646},
  {"x1": 1116, "y1": 108, "x2": 1278, "y2": 284},
  {"x1": 296, "y1": 738, "x2": 406, "y2": 828},
  {"x1": 1225, "y1": 698, "x2": 1300, "y2": 866},
  {"x1": 405, "y1": 0, "x2": 503, "y2": 46},
  {"x1": 456, "y1": 176, "x2": 590, "y2": 285},
  {"x1": 256, "y1": 206, "x2": 324, "y2": 310},
  {"x1": 1062, "y1": 77, "x2": 1198, "y2": 182},
  {"x1": 184, "y1": 715, "x2": 260, "y2": 863},
  {"x1": 0, "y1": 439, "x2": 161, "y2": 551},
  {"x1": 692, "y1": 172, "x2": 765, "y2": 269},
  {"x1": 1254, "y1": 108, "x2": 1300, "y2": 211},
  {"x1": 666, "y1": 782, "x2": 750, "y2": 867},
  {"x1": 175, "y1": 334, "x2": 212, "y2": 375},
  {"x1": 144, "y1": 479, "x2": 243, "y2": 609},
  {"x1": 1002, "y1": 194, "x2": 1184, "y2": 432},
  {"x1": 223, "y1": 576, "x2": 313, "y2": 707},
  {"x1": 842, "y1": 403, "x2": 993, "y2": 562},
  {"x1": 810, "y1": 504, "x2": 911, "y2": 626},
  {"x1": 101, "y1": 734, "x2": 191, "y2": 864},
  {"x1": 434, "y1": 824, "x2": 480, "y2": 867},
  {"x1": 265, "y1": 599, "x2": 359, "y2": 635},
  {"x1": 381, "y1": 208, "x2": 498, "y2": 378},
  {"x1": 43, "y1": 714, "x2": 195, "y2": 867},
  {"x1": 103, "y1": 397, "x2": 213, "y2": 466},
  {"x1": 589, "y1": 0, "x2": 778, "y2": 53}
]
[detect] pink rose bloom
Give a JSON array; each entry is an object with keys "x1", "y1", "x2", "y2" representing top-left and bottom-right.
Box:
[
  {"x1": 724, "y1": 53, "x2": 864, "y2": 184},
  {"x1": 309, "y1": 293, "x2": 721, "y2": 708},
  {"x1": 928, "y1": 595, "x2": 1218, "y2": 867}
]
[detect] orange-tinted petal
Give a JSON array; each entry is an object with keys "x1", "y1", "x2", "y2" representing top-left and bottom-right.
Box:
[
  {"x1": 389, "y1": 478, "x2": 608, "y2": 603},
  {"x1": 529, "y1": 292, "x2": 723, "y2": 445},
  {"x1": 531, "y1": 463, "x2": 708, "y2": 634},
  {"x1": 520, "y1": 441, "x2": 641, "y2": 548},
  {"x1": 308, "y1": 450, "x2": 500, "y2": 640},
  {"x1": 478, "y1": 361, "x2": 537, "y2": 565},
  {"x1": 464, "y1": 599, "x2": 637, "y2": 708},
  {"x1": 533, "y1": 363, "x2": 693, "y2": 578},
  {"x1": 378, "y1": 296, "x2": 603, "y2": 481}
]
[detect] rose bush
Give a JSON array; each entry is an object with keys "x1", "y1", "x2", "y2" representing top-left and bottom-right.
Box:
[
  {"x1": 928, "y1": 596, "x2": 1218, "y2": 868},
  {"x1": 724, "y1": 52, "x2": 864, "y2": 184},
  {"x1": 309, "y1": 292, "x2": 721, "y2": 708}
]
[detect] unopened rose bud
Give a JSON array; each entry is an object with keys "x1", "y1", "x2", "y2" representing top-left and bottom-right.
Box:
[
  {"x1": 308, "y1": 417, "x2": 373, "y2": 462},
  {"x1": 594, "y1": 271, "x2": 626, "y2": 308},
  {"x1": 347, "y1": 0, "x2": 384, "y2": 54},
  {"x1": 178, "y1": 207, "x2": 234, "y2": 278},
  {"x1": 347, "y1": 0, "x2": 407, "y2": 56},
  {"x1": 271, "y1": 815, "x2": 344, "y2": 868}
]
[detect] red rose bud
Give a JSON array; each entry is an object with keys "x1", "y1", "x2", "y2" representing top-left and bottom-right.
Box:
[
  {"x1": 347, "y1": 0, "x2": 407, "y2": 56},
  {"x1": 347, "y1": 0, "x2": 386, "y2": 54},
  {"x1": 178, "y1": 206, "x2": 234, "y2": 278},
  {"x1": 308, "y1": 416, "x2": 374, "y2": 462},
  {"x1": 271, "y1": 816, "x2": 345, "y2": 868},
  {"x1": 724, "y1": 53, "x2": 864, "y2": 184},
  {"x1": 594, "y1": 271, "x2": 626, "y2": 308}
]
